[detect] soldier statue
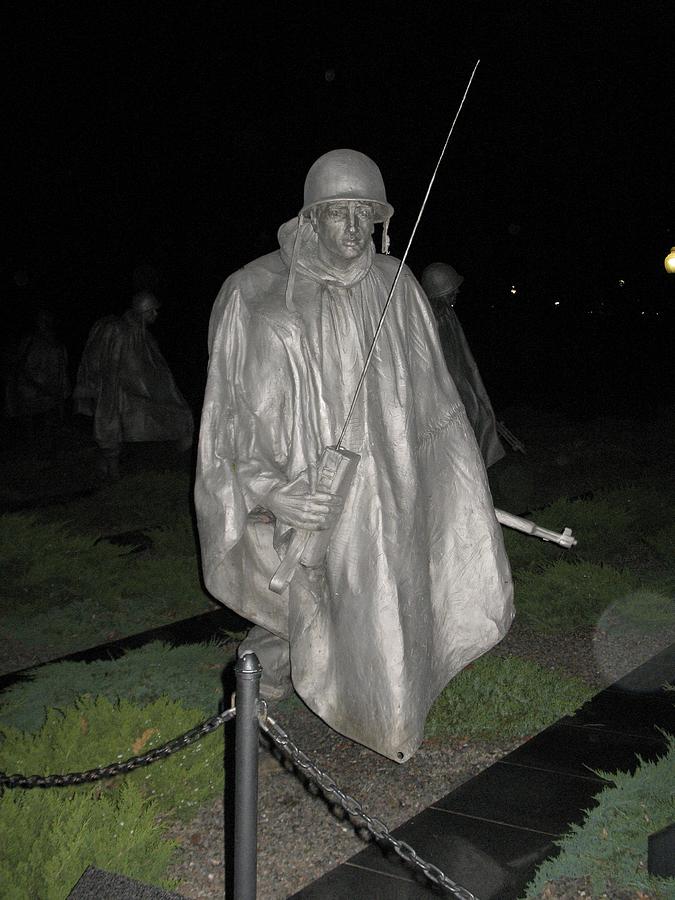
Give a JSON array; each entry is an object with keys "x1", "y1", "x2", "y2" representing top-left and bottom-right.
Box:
[
  {"x1": 422, "y1": 262, "x2": 505, "y2": 467},
  {"x1": 195, "y1": 150, "x2": 513, "y2": 762},
  {"x1": 74, "y1": 291, "x2": 193, "y2": 480}
]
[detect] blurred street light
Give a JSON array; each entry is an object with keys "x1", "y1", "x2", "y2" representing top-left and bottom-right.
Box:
[{"x1": 664, "y1": 247, "x2": 675, "y2": 274}]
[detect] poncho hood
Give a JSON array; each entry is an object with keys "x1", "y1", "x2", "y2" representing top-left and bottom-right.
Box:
[{"x1": 279, "y1": 217, "x2": 376, "y2": 311}]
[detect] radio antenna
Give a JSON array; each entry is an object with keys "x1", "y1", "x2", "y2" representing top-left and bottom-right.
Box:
[{"x1": 336, "y1": 59, "x2": 480, "y2": 451}]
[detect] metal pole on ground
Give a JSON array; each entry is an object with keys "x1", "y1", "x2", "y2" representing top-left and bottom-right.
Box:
[{"x1": 233, "y1": 652, "x2": 262, "y2": 900}]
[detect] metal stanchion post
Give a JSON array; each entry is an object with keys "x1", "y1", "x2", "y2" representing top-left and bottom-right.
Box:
[{"x1": 234, "y1": 652, "x2": 262, "y2": 900}]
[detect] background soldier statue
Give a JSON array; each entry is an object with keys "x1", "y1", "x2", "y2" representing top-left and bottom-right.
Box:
[
  {"x1": 3, "y1": 309, "x2": 70, "y2": 455},
  {"x1": 74, "y1": 291, "x2": 193, "y2": 481},
  {"x1": 421, "y1": 262, "x2": 505, "y2": 467},
  {"x1": 195, "y1": 150, "x2": 513, "y2": 762}
]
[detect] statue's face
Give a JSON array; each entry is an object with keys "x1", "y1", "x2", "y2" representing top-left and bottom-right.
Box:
[{"x1": 312, "y1": 201, "x2": 375, "y2": 264}]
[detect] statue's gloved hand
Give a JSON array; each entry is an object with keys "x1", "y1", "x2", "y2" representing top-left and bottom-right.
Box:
[{"x1": 264, "y1": 472, "x2": 343, "y2": 532}]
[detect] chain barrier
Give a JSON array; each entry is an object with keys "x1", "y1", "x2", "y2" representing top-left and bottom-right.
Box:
[
  {"x1": 0, "y1": 707, "x2": 236, "y2": 790},
  {"x1": 0, "y1": 698, "x2": 475, "y2": 899},
  {"x1": 260, "y1": 711, "x2": 477, "y2": 900}
]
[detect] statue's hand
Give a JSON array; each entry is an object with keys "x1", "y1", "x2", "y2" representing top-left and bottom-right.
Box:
[{"x1": 265, "y1": 476, "x2": 343, "y2": 532}]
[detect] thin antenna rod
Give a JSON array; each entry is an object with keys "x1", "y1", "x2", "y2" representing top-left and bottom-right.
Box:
[{"x1": 335, "y1": 59, "x2": 480, "y2": 451}]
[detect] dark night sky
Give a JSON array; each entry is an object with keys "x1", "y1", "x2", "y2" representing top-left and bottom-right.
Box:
[{"x1": 6, "y1": 1, "x2": 674, "y2": 410}]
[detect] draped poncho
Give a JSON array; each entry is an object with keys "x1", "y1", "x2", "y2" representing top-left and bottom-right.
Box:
[
  {"x1": 430, "y1": 298, "x2": 505, "y2": 467},
  {"x1": 74, "y1": 311, "x2": 193, "y2": 449},
  {"x1": 4, "y1": 330, "x2": 70, "y2": 418},
  {"x1": 195, "y1": 220, "x2": 513, "y2": 761}
]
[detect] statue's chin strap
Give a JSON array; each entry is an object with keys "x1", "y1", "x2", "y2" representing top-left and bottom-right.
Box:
[
  {"x1": 285, "y1": 219, "x2": 304, "y2": 312},
  {"x1": 285, "y1": 214, "x2": 392, "y2": 313}
]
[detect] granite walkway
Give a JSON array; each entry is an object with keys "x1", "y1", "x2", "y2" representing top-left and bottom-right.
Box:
[{"x1": 290, "y1": 642, "x2": 675, "y2": 899}]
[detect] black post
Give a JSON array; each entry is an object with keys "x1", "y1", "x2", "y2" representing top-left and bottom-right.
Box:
[{"x1": 234, "y1": 652, "x2": 262, "y2": 900}]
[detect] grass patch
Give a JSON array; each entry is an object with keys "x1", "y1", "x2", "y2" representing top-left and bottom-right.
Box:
[
  {"x1": 524, "y1": 733, "x2": 675, "y2": 898},
  {"x1": 0, "y1": 512, "x2": 217, "y2": 660},
  {"x1": 644, "y1": 520, "x2": 675, "y2": 565},
  {"x1": 425, "y1": 655, "x2": 594, "y2": 741},
  {"x1": 0, "y1": 640, "x2": 235, "y2": 734},
  {"x1": 502, "y1": 479, "x2": 675, "y2": 575},
  {"x1": 38, "y1": 470, "x2": 194, "y2": 536},
  {"x1": 501, "y1": 524, "x2": 568, "y2": 573},
  {"x1": 597, "y1": 589, "x2": 675, "y2": 638},
  {"x1": 490, "y1": 410, "x2": 673, "y2": 513},
  {"x1": 514, "y1": 561, "x2": 639, "y2": 633}
]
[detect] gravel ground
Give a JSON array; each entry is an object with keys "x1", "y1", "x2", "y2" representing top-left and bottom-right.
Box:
[{"x1": 163, "y1": 619, "x2": 674, "y2": 899}]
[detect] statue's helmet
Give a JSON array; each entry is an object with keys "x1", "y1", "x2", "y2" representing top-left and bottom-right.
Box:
[
  {"x1": 421, "y1": 262, "x2": 464, "y2": 299},
  {"x1": 284, "y1": 150, "x2": 394, "y2": 310},
  {"x1": 131, "y1": 291, "x2": 160, "y2": 314},
  {"x1": 300, "y1": 149, "x2": 394, "y2": 223}
]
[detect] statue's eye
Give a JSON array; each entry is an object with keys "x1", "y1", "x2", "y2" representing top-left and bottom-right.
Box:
[{"x1": 356, "y1": 206, "x2": 373, "y2": 220}]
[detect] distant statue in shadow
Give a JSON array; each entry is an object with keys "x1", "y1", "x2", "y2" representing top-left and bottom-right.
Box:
[
  {"x1": 421, "y1": 262, "x2": 505, "y2": 467},
  {"x1": 73, "y1": 291, "x2": 193, "y2": 481},
  {"x1": 3, "y1": 308, "x2": 71, "y2": 455}
]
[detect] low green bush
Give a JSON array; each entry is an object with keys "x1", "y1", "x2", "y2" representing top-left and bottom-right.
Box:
[
  {"x1": 0, "y1": 783, "x2": 176, "y2": 900},
  {"x1": 0, "y1": 640, "x2": 235, "y2": 734},
  {"x1": 524, "y1": 734, "x2": 675, "y2": 898},
  {"x1": 514, "y1": 560, "x2": 638, "y2": 633},
  {"x1": 425, "y1": 655, "x2": 593, "y2": 741},
  {"x1": 0, "y1": 696, "x2": 226, "y2": 821}
]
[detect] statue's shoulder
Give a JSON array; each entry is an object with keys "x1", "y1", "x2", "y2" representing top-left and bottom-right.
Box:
[
  {"x1": 209, "y1": 251, "x2": 292, "y2": 347},
  {"x1": 373, "y1": 253, "x2": 416, "y2": 285},
  {"x1": 94, "y1": 313, "x2": 121, "y2": 329},
  {"x1": 222, "y1": 251, "x2": 287, "y2": 311},
  {"x1": 86, "y1": 314, "x2": 122, "y2": 342}
]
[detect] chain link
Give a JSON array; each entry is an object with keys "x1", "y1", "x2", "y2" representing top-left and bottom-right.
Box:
[
  {"x1": 0, "y1": 707, "x2": 236, "y2": 790},
  {"x1": 260, "y1": 713, "x2": 478, "y2": 900}
]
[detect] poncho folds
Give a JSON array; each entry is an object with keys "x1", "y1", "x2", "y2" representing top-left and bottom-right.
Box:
[
  {"x1": 4, "y1": 330, "x2": 70, "y2": 418},
  {"x1": 430, "y1": 299, "x2": 505, "y2": 468},
  {"x1": 74, "y1": 311, "x2": 193, "y2": 450},
  {"x1": 195, "y1": 220, "x2": 514, "y2": 762}
]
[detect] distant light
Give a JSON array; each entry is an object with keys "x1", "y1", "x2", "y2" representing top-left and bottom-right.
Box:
[
  {"x1": 325, "y1": 69, "x2": 336, "y2": 82},
  {"x1": 554, "y1": 300, "x2": 560, "y2": 306},
  {"x1": 510, "y1": 285, "x2": 517, "y2": 294},
  {"x1": 665, "y1": 247, "x2": 675, "y2": 274},
  {"x1": 617, "y1": 279, "x2": 625, "y2": 287}
]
